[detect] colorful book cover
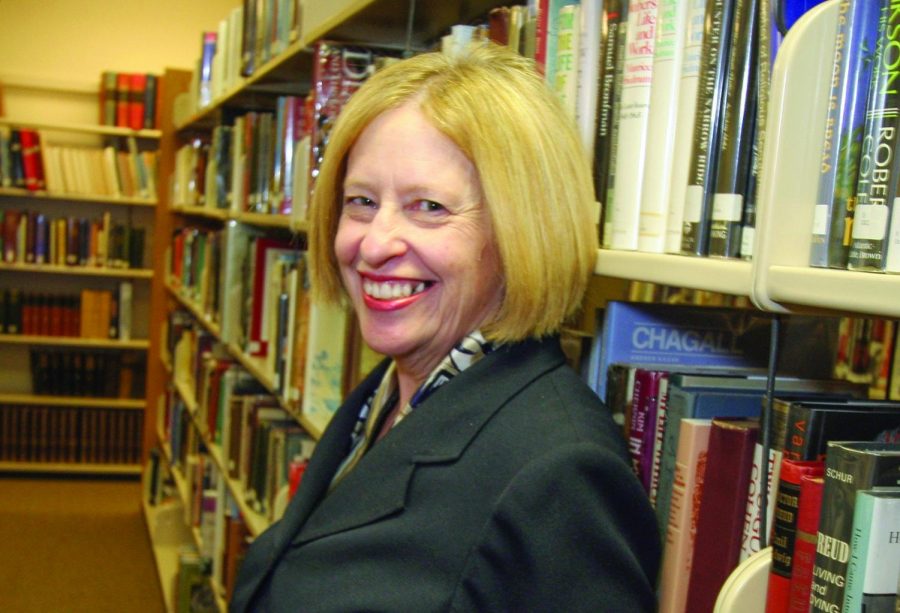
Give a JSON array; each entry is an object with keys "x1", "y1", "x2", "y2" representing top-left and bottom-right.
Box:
[
  {"x1": 848, "y1": 1, "x2": 898, "y2": 271},
  {"x1": 765, "y1": 459, "x2": 825, "y2": 613},
  {"x1": 811, "y1": 0, "x2": 880, "y2": 268},
  {"x1": 681, "y1": 0, "x2": 736, "y2": 255}
]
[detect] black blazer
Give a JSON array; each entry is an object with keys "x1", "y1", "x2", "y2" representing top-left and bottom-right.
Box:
[{"x1": 230, "y1": 336, "x2": 660, "y2": 612}]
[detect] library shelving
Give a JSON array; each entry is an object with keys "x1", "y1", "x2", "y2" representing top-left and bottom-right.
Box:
[
  {"x1": 138, "y1": 0, "x2": 899, "y2": 611},
  {"x1": 0, "y1": 111, "x2": 169, "y2": 475}
]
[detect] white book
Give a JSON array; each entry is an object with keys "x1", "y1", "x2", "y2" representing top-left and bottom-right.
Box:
[
  {"x1": 553, "y1": 4, "x2": 582, "y2": 118},
  {"x1": 230, "y1": 115, "x2": 246, "y2": 213},
  {"x1": 885, "y1": 198, "x2": 900, "y2": 272},
  {"x1": 637, "y1": 0, "x2": 688, "y2": 253},
  {"x1": 843, "y1": 488, "x2": 900, "y2": 612},
  {"x1": 575, "y1": 0, "x2": 602, "y2": 151},
  {"x1": 301, "y1": 301, "x2": 349, "y2": 436},
  {"x1": 226, "y1": 6, "x2": 244, "y2": 93},
  {"x1": 118, "y1": 281, "x2": 133, "y2": 341},
  {"x1": 665, "y1": 0, "x2": 708, "y2": 253},
  {"x1": 609, "y1": 0, "x2": 659, "y2": 250}
]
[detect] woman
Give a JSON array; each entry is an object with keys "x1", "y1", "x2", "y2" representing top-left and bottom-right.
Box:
[{"x1": 231, "y1": 43, "x2": 659, "y2": 612}]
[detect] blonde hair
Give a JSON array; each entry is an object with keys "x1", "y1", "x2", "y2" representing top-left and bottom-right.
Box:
[{"x1": 309, "y1": 43, "x2": 598, "y2": 343}]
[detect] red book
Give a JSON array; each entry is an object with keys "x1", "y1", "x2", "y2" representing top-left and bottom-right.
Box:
[
  {"x1": 786, "y1": 474, "x2": 824, "y2": 612},
  {"x1": 21, "y1": 293, "x2": 35, "y2": 335},
  {"x1": 534, "y1": 0, "x2": 549, "y2": 74},
  {"x1": 18, "y1": 129, "x2": 45, "y2": 191},
  {"x1": 129, "y1": 73, "x2": 147, "y2": 131},
  {"x1": 38, "y1": 293, "x2": 51, "y2": 335},
  {"x1": 685, "y1": 418, "x2": 760, "y2": 613},
  {"x1": 115, "y1": 73, "x2": 131, "y2": 128},
  {"x1": 764, "y1": 458, "x2": 824, "y2": 613}
]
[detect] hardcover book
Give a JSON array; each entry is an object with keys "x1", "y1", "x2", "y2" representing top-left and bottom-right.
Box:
[
  {"x1": 848, "y1": 1, "x2": 898, "y2": 271},
  {"x1": 842, "y1": 487, "x2": 900, "y2": 613},
  {"x1": 810, "y1": 0, "x2": 879, "y2": 268},
  {"x1": 684, "y1": 417, "x2": 759, "y2": 613},
  {"x1": 810, "y1": 441, "x2": 900, "y2": 611}
]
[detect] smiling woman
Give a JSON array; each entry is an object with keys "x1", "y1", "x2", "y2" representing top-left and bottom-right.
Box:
[{"x1": 230, "y1": 43, "x2": 660, "y2": 613}]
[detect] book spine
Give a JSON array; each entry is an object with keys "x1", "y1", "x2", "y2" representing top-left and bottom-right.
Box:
[
  {"x1": 657, "y1": 418, "x2": 712, "y2": 613},
  {"x1": 765, "y1": 459, "x2": 825, "y2": 613},
  {"x1": 601, "y1": 7, "x2": 629, "y2": 248},
  {"x1": 810, "y1": 443, "x2": 900, "y2": 610},
  {"x1": 848, "y1": 1, "x2": 900, "y2": 271},
  {"x1": 842, "y1": 489, "x2": 900, "y2": 612},
  {"x1": 681, "y1": 0, "x2": 735, "y2": 255},
  {"x1": 810, "y1": 0, "x2": 880, "y2": 268},
  {"x1": 593, "y1": 0, "x2": 625, "y2": 240},
  {"x1": 608, "y1": 0, "x2": 658, "y2": 251},
  {"x1": 552, "y1": 4, "x2": 581, "y2": 117},
  {"x1": 707, "y1": 0, "x2": 758, "y2": 258},
  {"x1": 637, "y1": 0, "x2": 688, "y2": 253}
]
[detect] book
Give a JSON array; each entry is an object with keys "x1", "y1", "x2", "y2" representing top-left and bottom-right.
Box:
[
  {"x1": 810, "y1": 441, "x2": 900, "y2": 611},
  {"x1": 681, "y1": 0, "x2": 736, "y2": 255},
  {"x1": 684, "y1": 417, "x2": 759, "y2": 613},
  {"x1": 626, "y1": 367, "x2": 666, "y2": 490},
  {"x1": 551, "y1": 3, "x2": 580, "y2": 117},
  {"x1": 786, "y1": 473, "x2": 825, "y2": 612},
  {"x1": 592, "y1": 0, "x2": 625, "y2": 235},
  {"x1": 657, "y1": 417, "x2": 712, "y2": 613},
  {"x1": 782, "y1": 399, "x2": 900, "y2": 462},
  {"x1": 638, "y1": 0, "x2": 689, "y2": 253},
  {"x1": 543, "y1": 0, "x2": 581, "y2": 87},
  {"x1": 300, "y1": 300, "x2": 350, "y2": 435},
  {"x1": 99, "y1": 71, "x2": 117, "y2": 126},
  {"x1": 592, "y1": 301, "x2": 839, "y2": 401},
  {"x1": 848, "y1": 1, "x2": 899, "y2": 271},
  {"x1": 810, "y1": 0, "x2": 879, "y2": 269},
  {"x1": 765, "y1": 459, "x2": 825, "y2": 613},
  {"x1": 129, "y1": 73, "x2": 147, "y2": 131},
  {"x1": 843, "y1": 487, "x2": 900, "y2": 612},
  {"x1": 707, "y1": 0, "x2": 758, "y2": 258},
  {"x1": 607, "y1": 0, "x2": 657, "y2": 250}
]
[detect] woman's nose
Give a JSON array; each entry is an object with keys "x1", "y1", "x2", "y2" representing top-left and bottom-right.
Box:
[{"x1": 358, "y1": 207, "x2": 408, "y2": 265}]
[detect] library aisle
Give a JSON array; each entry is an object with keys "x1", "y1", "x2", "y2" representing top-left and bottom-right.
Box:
[{"x1": 0, "y1": 475, "x2": 164, "y2": 612}]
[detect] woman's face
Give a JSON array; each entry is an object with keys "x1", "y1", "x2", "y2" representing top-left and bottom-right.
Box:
[{"x1": 335, "y1": 102, "x2": 503, "y2": 374}]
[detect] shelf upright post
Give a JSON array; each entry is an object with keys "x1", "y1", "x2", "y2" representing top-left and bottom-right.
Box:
[
  {"x1": 759, "y1": 313, "x2": 781, "y2": 550},
  {"x1": 403, "y1": 0, "x2": 417, "y2": 58}
]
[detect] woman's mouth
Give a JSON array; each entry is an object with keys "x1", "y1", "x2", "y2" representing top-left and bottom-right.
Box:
[{"x1": 361, "y1": 278, "x2": 433, "y2": 311}]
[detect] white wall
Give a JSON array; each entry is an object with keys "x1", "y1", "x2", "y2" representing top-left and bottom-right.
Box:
[{"x1": 0, "y1": 0, "x2": 239, "y2": 123}]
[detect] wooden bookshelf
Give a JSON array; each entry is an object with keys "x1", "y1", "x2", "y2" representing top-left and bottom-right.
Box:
[
  {"x1": 0, "y1": 262, "x2": 154, "y2": 278},
  {"x1": 0, "y1": 461, "x2": 141, "y2": 475},
  {"x1": 0, "y1": 334, "x2": 149, "y2": 350},
  {"x1": 0, "y1": 393, "x2": 145, "y2": 409},
  {"x1": 0, "y1": 187, "x2": 157, "y2": 207},
  {"x1": 0, "y1": 118, "x2": 161, "y2": 140}
]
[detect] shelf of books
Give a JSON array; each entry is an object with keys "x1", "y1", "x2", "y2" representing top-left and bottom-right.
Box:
[{"x1": 1, "y1": 76, "x2": 168, "y2": 475}]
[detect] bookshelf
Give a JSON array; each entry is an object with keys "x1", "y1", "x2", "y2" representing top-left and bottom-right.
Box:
[
  {"x1": 139, "y1": 0, "x2": 900, "y2": 611},
  {"x1": 0, "y1": 108, "x2": 168, "y2": 475}
]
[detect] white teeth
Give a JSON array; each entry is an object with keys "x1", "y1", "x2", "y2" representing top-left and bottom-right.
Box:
[{"x1": 363, "y1": 280, "x2": 428, "y2": 300}]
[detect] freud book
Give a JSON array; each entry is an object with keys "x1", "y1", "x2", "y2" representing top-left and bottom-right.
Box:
[{"x1": 809, "y1": 441, "x2": 900, "y2": 612}]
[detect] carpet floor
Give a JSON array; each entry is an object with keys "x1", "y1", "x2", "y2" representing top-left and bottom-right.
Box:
[{"x1": 0, "y1": 474, "x2": 165, "y2": 612}]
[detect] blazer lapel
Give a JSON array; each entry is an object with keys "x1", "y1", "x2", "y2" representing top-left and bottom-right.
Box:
[{"x1": 290, "y1": 336, "x2": 566, "y2": 545}]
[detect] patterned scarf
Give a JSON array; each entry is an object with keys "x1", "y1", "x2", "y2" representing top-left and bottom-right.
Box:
[{"x1": 329, "y1": 331, "x2": 495, "y2": 488}]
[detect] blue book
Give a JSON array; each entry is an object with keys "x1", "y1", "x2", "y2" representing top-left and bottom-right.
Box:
[
  {"x1": 811, "y1": 0, "x2": 880, "y2": 268},
  {"x1": 592, "y1": 301, "x2": 838, "y2": 402}
]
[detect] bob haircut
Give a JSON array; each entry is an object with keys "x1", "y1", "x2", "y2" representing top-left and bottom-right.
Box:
[{"x1": 309, "y1": 43, "x2": 598, "y2": 344}]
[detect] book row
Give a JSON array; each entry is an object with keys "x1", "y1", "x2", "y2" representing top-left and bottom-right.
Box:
[
  {"x1": 0, "y1": 283, "x2": 133, "y2": 340},
  {"x1": 811, "y1": 0, "x2": 900, "y2": 272},
  {"x1": 29, "y1": 349, "x2": 146, "y2": 399},
  {"x1": 0, "y1": 209, "x2": 146, "y2": 269},
  {"x1": 174, "y1": 95, "x2": 309, "y2": 217},
  {"x1": 179, "y1": 41, "x2": 398, "y2": 221},
  {"x1": 163, "y1": 356, "x2": 314, "y2": 524},
  {"x1": 190, "y1": 0, "x2": 303, "y2": 112},
  {"x1": 0, "y1": 404, "x2": 143, "y2": 465},
  {"x1": 585, "y1": 300, "x2": 900, "y2": 611},
  {"x1": 146, "y1": 447, "x2": 253, "y2": 606},
  {"x1": 0, "y1": 127, "x2": 157, "y2": 200},
  {"x1": 99, "y1": 71, "x2": 160, "y2": 130}
]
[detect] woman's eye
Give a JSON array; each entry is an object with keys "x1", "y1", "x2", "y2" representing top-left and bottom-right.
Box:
[
  {"x1": 411, "y1": 200, "x2": 445, "y2": 213},
  {"x1": 344, "y1": 196, "x2": 375, "y2": 208}
]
